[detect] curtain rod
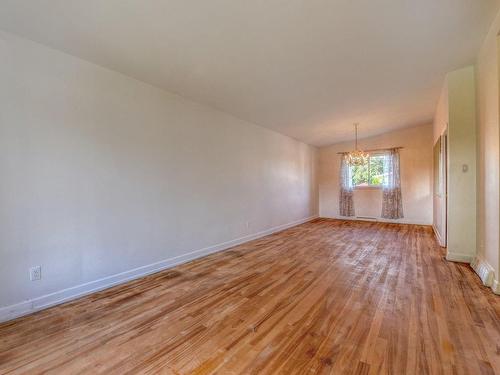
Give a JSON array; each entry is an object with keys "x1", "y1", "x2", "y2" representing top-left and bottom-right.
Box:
[{"x1": 336, "y1": 146, "x2": 403, "y2": 155}]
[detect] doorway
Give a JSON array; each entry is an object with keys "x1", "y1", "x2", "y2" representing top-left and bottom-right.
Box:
[{"x1": 433, "y1": 129, "x2": 448, "y2": 247}]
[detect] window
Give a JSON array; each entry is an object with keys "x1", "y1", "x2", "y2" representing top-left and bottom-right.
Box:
[{"x1": 351, "y1": 153, "x2": 386, "y2": 188}]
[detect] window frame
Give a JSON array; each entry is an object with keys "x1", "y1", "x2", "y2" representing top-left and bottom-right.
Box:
[{"x1": 350, "y1": 152, "x2": 386, "y2": 190}]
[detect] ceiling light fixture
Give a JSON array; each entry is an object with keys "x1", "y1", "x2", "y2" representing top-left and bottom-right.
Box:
[{"x1": 346, "y1": 123, "x2": 369, "y2": 166}]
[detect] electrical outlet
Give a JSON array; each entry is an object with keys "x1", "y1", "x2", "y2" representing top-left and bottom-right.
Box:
[{"x1": 29, "y1": 266, "x2": 41, "y2": 281}]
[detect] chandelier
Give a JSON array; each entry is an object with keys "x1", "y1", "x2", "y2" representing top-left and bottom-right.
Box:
[{"x1": 346, "y1": 123, "x2": 369, "y2": 166}]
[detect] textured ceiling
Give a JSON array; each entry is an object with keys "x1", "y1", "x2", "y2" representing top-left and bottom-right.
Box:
[{"x1": 0, "y1": 0, "x2": 498, "y2": 146}]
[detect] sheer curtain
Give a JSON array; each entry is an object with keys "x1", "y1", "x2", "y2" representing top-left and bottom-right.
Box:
[
  {"x1": 381, "y1": 148, "x2": 403, "y2": 219},
  {"x1": 339, "y1": 154, "x2": 355, "y2": 217}
]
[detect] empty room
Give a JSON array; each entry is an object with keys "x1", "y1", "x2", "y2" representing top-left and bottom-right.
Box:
[{"x1": 1, "y1": 1, "x2": 500, "y2": 374}]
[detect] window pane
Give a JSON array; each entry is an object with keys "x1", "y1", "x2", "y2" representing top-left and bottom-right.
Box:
[
  {"x1": 369, "y1": 155, "x2": 384, "y2": 185},
  {"x1": 350, "y1": 154, "x2": 387, "y2": 187},
  {"x1": 351, "y1": 164, "x2": 368, "y2": 187}
]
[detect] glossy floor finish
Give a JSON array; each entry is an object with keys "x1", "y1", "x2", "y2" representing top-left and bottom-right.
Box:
[{"x1": 1, "y1": 219, "x2": 499, "y2": 374}]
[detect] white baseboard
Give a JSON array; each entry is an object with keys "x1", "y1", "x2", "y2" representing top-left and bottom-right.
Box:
[
  {"x1": 471, "y1": 256, "x2": 500, "y2": 295},
  {"x1": 492, "y1": 279, "x2": 500, "y2": 295},
  {"x1": 0, "y1": 215, "x2": 318, "y2": 323},
  {"x1": 470, "y1": 257, "x2": 495, "y2": 286},
  {"x1": 322, "y1": 215, "x2": 431, "y2": 226},
  {"x1": 446, "y1": 252, "x2": 473, "y2": 263},
  {"x1": 432, "y1": 225, "x2": 445, "y2": 247}
]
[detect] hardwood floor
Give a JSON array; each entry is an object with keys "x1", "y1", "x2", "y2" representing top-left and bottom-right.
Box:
[{"x1": 1, "y1": 219, "x2": 499, "y2": 374}]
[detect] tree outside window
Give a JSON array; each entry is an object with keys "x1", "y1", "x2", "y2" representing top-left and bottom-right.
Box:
[{"x1": 351, "y1": 154, "x2": 386, "y2": 188}]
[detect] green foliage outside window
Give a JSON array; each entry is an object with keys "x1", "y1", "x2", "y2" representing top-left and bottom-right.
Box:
[{"x1": 351, "y1": 154, "x2": 386, "y2": 187}]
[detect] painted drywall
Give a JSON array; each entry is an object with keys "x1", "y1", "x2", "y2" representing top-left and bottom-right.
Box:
[
  {"x1": 432, "y1": 84, "x2": 449, "y2": 245},
  {"x1": 433, "y1": 67, "x2": 477, "y2": 263},
  {"x1": 433, "y1": 83, "x2": 449, "y2": 144},
  {"x1": 446, "y1": 67, "x2": 477, "y2": 263},
  {"x1": 318, "y1": 124, "x2": 433, "y2": 225},
  {"x1": 476, "y1": 9, "x2": 500, "y2": 288},
  {"x1": 0, "y1": 31, "x2": 318, "y2": 318},
  {"x1": 1, "y1": 1, "x2": 499, "y2": 146}
]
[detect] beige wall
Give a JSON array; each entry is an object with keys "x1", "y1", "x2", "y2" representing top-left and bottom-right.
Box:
[
  {"x1": 433, "y1": 84, "x2": 449, "y2": 245},
  {"x1": 0, "y1": 31, "x2": 319, "y2": 320},
  {"x1": 446, "y1": 67, "x2": 477, "y2": 262},
  {"x1": 433, "y1": 67, "x2": 477, "y2": 262},
  {"x1": 434, "y1": 83, "x2": 449, "y2": 143},
  {"x1": 476, "y1": 10, "x2": 500, "y2": 285},
  {"x1": 319, "y1": 124, "x2": 433, "y2": 225}
]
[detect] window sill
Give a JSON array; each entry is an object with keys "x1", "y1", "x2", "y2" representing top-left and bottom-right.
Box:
[{"x1": 354, "y1": 186, "x2": 383, "y2": 191}]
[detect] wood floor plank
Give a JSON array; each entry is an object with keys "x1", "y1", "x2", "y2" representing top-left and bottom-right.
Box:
[{"x1": 0, "y1": 219, "x2": 499, "y2": 374}]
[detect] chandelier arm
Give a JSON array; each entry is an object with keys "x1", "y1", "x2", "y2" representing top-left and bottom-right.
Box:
[
  {"x1": 345, "y1": 123, "x2": 369, "y2": 166},
  {"x1": 355, "y1": 123, "x2": 358, "y2": 150}
]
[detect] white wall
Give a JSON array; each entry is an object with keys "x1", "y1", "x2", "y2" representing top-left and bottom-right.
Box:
[
  {"x1": 433, "y1": 82, "x2": 449, "y2": 144},
  {"x1": 433, "y1": 84, "x2": 449, "y2": 245},
  {"x1": 446, "y1": 67, "x2": 477, "y2": 263},
  {"x1": 0, "y1": 31, "x2": 318, "y2": 319},
  {"x1": 319, "y1": 124, "x2": 433, "y2": 225},
  {"x1": 433, "y1": 67, "x2": 477, "y2": 263},
  {"x1": 475, "y1": 9, "x2": 500, "y2": 291}
]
